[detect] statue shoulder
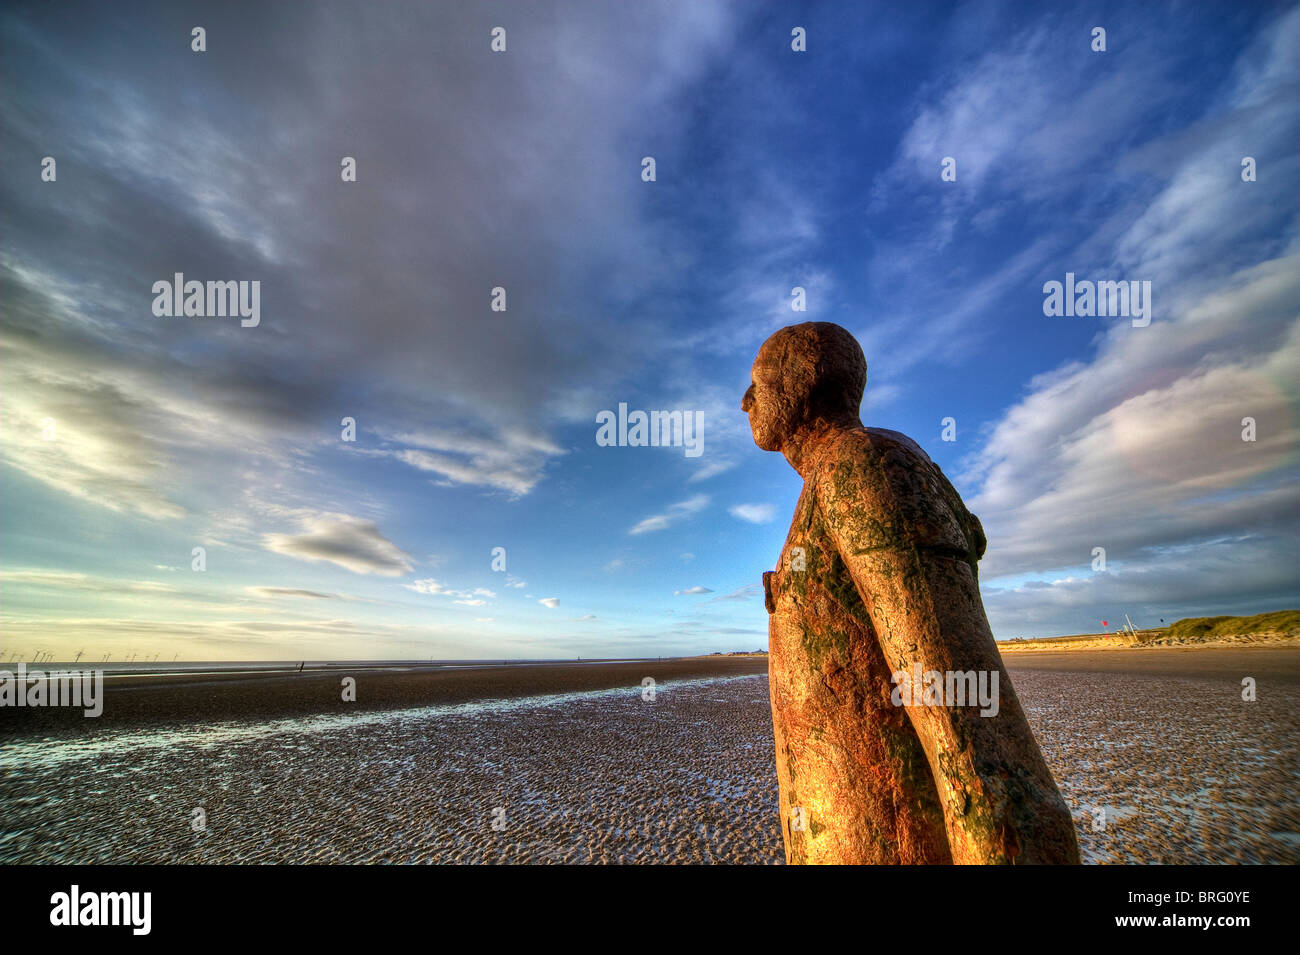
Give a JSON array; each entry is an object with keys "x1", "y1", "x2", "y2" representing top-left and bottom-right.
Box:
[
  {"x1": 812, "y1": 428, "x2": 983, "y2": 562},
  {"x1": 809, "y1": 427, "x2": 935, "y2": 498}
]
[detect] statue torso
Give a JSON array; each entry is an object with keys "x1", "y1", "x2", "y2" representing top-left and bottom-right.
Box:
[{"x1": 765, "y1": 429, "x2": 953, "y2": 864}]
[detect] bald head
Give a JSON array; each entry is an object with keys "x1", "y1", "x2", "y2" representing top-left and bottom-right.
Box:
[{"x1": 742, "y1": 322, "x2": 866, "y2": 453}]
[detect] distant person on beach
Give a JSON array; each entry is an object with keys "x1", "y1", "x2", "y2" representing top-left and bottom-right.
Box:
[{"x1": 743, "y1": 321, "x2": 1079, "y2": 864}]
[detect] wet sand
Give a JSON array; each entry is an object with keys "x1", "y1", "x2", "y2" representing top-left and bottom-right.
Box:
[
  {"x1": 1006, "y1": 649, "x2": 1299, "y2": 864},
  {"x1": 0, "y1": 656, "x2": 768, "y2": 738},
  {"x1": 1, "y1": 670, "x2": 782, "y2": 864},
  {"x1": 1, "y1": 649, "x2": 1295, "y2": 864}
]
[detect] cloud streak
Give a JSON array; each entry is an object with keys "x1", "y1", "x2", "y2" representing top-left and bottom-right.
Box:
[
  {"x1": 629, "y1": 495, "x2": 710, "y2": 535},
  {"x1": 263, "y1": 512, "x2": 413, "y2": 576}
]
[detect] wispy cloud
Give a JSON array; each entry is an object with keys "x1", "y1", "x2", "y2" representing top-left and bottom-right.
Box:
[
  {"x1": 388, "y1": 427, "x2": 565, "y2": 497},
  {"x1": 962, "y1": 7, "x2": 1300, "y2": 634},
  {"x1": 971, "y1": 255, "x2": 1300, "y2": 581},
  {"x1": 404, "y1": 579, "x2": 496, "y2": 603},
  {"x1": 629, "y1": 495, "x2": 709, "y2": 535},
  {"x1": 2, "y1": 1, "x2": 1293, "y2": 657},
  {"x1": 247, "y1": 587, "x2": 340, "y2": 599},
  {"x1": 710, "y1": 584, "x2": 760, "y2": 603},
  {"x1": 1, "y1": 570, "x2": 176, "y2": 593}
]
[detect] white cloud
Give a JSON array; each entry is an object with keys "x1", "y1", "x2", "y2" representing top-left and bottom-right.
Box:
[
  {"x1": 389, "y1": 426, "x2": 565, "y2": 497},
  {"x1": 539, "y1": 597, "x2": 560, "y2": 609},
  {"x1": 0, "y1": 326, "x2": 188, "y2": 521},
  {"x1": 629, "y1": 494, "x2": 709, "y2": 535},
  {"x1": 405, "y1": 578, "x2": 496, "y2": 604},
  {"x1": 674, "y1": 585, "x2": 713, "y2": 596},
  {"x1": 406, "y1": 578, "x2": 447, "y2": 595},
  {"x1": 728, "y1": 503, "x2": 776, "y2": 524},
  {"x1": 1, "y1": 570, "x2": 176, "y2": 594},
  {"x1": 971, "y1": 253, "x2": 1300, "y2": 580},
  {"x1": 263, "y1": 512, "x2": 413, "y2": 576},
  {"x1": 687, "y1": 459, "x2": 737, "y2": 483},
  {"x1": 951, "y1": 8, "x2": 1300, "y2": 639},
  {"x1": 982, "y1": 535, "x2": 1300, "y2": 638},
  {"x1": 246, "y1": 587, "x2": 339, "y2": 599}
]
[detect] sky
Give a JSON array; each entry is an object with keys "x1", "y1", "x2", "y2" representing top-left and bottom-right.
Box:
[{"x1": 2, "y1": 0, "x2": 1298, "y2": 661}]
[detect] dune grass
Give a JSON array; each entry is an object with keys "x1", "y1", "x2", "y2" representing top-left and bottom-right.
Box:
[{"x1": 1159, "y1": 610, "x2": 1300, "y2": 642}]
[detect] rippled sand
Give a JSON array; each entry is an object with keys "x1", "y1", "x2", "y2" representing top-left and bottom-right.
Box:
[
  {"x1": 2, "y1": 654, "x2": 1296, "y2": 864},
  {"x1": 1012, "y1": 664, "x2": 1299, "y2": 864},
  {"x1": 1, "y1": 675, "x2": 785, "y2": 864}
]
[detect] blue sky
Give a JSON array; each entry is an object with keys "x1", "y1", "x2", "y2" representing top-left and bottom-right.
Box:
[{"x1": 2, "y1": 0, "x2": 1298, "y2": 660}]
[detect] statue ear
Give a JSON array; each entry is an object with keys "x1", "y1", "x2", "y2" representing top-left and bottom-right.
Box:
[{"x1": 970, "y1": 513, "x2": 987, "y2": 561}]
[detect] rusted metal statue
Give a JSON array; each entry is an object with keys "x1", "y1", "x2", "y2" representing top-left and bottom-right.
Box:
[{"x1": 743, "y1": 321, "x2": 1079, "y2": 864}]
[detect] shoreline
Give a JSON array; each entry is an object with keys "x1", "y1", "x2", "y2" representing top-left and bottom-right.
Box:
[
  {"x1": 0, "y1": 655, "x2": 769, "y2": 739},
  {"x1": 8, "y1": 644, "x2": 1300, "y2": 738}
]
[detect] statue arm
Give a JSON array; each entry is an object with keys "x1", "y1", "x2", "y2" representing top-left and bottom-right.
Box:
[{"x1": 815, "y1": 445, "x2": 1079, "y2": 863}]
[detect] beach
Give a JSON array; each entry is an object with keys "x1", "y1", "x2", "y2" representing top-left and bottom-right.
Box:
[{"x1": 1, "y1": 649, "x2": 1296, "y2": 864}]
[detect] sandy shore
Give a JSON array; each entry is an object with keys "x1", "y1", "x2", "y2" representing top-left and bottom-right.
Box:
[
  {"x1": 2, "y1": 649, "x2": 1295, "y2": 864},
  {"x1": 1, "y1": 669, "x2": 783, "y2": 864},
  {"x1": 999, "y1": 646, "x2": 1300, "y2": 680},
  {"x1": 1004, "y1": 648, "x2": 1299, "y2": 864}
]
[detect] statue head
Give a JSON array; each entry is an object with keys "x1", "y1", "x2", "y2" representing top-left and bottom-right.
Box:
[{"x1": 742, "y1": 322, "x2": 866, "y2": 453}]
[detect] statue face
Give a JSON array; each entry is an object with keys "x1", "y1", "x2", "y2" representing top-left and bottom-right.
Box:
[{"x1": 742, "y1": 348, "x2": 794, "y2": 452}]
